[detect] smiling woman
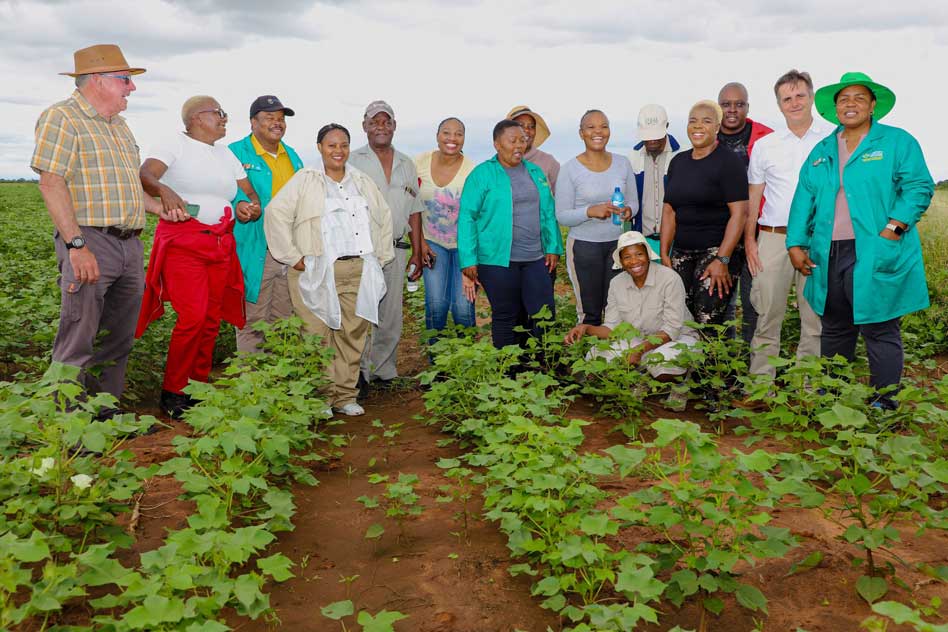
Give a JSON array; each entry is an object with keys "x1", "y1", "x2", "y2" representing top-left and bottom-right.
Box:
[{"x1": 136, "y1": 94, "x2": 261, "y2": 419}]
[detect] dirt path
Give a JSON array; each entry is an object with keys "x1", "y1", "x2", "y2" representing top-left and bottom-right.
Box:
[{"x1": 230, "y1": 389, "x2": 559, "y2": 632}]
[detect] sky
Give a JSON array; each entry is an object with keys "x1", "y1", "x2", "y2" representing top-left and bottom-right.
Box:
[{"x1": 2, "y1": 0, "x2": 947, "y2": 181}]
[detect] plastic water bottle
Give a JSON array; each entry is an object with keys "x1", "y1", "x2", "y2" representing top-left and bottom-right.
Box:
[
  {"x1": 611, "y1": 186, "x2": 624, "y2": 225},
  {"x1": 406, "y1": 263, "x2": 419, "y2": 292}
]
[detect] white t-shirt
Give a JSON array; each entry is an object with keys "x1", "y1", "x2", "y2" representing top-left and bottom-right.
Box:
[
  {"x1": 147, "y1": 132, "x2": 245, "y2": 225},
  {"x1": 748, "y1": 120, "x2": 830, "y2": 227}
]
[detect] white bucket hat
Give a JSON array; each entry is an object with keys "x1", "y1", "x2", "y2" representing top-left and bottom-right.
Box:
[{"x1": 612, "y1": 231, "x2": 660, "y2": 269}]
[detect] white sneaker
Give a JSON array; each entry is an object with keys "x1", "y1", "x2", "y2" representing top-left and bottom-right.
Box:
[
  {"x1": 321, "y1": 407, "x2": 333, "y2": 417},
  {"x1": 336, "y1": 402, "x2": 365, "y2": 416}
]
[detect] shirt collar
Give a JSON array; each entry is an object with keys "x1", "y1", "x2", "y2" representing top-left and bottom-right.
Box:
[
  {"x1": 250, "y1": 134, "x2": 286, "y2": 157},
  {"x1": 316, "y1": 164, "x2": 353, "y2": 186},
  {"x1": 779, "y1": 119, "x2": 830, "y2": 141},
  {"x1": 72, "y1": 90, "x2": 108, "y2": 121}
]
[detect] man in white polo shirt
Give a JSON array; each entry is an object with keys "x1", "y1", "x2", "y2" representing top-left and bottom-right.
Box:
[{"x1": 745, "y1": 69, "x2": 829, "y2": 377}]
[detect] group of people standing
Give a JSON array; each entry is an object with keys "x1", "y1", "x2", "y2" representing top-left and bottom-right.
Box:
[{"x1": 32, "y1": 43, "x2": 935, "y2": 424}]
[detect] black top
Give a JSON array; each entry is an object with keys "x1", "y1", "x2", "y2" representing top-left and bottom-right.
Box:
[
  {"x1": 717, "y1": 125, "x2": 753, "y2": 165},
  {"x1": 664, "y1": 146, "x2": 748, "y2": 250}
]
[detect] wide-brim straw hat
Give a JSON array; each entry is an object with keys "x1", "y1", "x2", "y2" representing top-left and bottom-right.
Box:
[
  {"x1": 612, "y1": 231, "x2": 660, "y2": 270},
  {"x1": 814, "y1": 71, "x2": 895, "y2": 125},
  {"x1": 60, "y1": 44, "x2": 145, "y2": 77},
  {"x1": 506, "y1": 105, "x2": 551, "y2": 149}
]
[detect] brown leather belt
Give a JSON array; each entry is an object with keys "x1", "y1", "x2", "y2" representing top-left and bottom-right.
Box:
[
  {"x1": 759, "y1": 225, "x2": 787, "y2": 234},
  {"x1": 86, "y1": 225, "x2": 143, "y2": 240}
]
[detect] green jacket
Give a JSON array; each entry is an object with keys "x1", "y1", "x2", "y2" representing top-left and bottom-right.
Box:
[
  {"x1": 787, "y1": 120, "x2": 934, "y2": 324},
  {"x1": 228, "y1": 134, "x2": 304, "y2": 303},
  {"x1": 458, "y1": 156, "x2": 563, "y2": 269}
]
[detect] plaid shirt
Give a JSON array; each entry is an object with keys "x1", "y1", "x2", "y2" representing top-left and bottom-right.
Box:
[{"x1": 31, "y1": 91, "x2": 146, "y2": 229}]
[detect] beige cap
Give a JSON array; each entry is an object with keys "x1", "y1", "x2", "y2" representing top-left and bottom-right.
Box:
[
  {"x1": 637, "y1": 104, "x2": 669, "y2": 141},
  {"x1": 612, "y1": 231, "x2": 660, "y2": 269},
  {"x1": 364, "y1": 99, "x2": 395, "y2": 119}
]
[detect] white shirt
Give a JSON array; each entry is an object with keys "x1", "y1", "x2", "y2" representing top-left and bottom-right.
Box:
[
  {"x1": 297, "y1": 167, "x2": 386, "y2": 329},
  {"x1": 748, "y1": 120, "x2": 830, "y2": 227},
  {"x1": 148, "y1": 132, "x2": 245, "y2": 226},
  {"x1": 320, "y1": 170, "x2": 375, "y2": 258}
]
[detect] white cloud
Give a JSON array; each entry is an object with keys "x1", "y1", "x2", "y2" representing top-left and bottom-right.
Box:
[{"x1": 0, "y1": 0, "x2": 946, "y2": 180}]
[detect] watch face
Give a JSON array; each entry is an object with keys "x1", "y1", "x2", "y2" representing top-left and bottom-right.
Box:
[{"x1": 68, "y1": 236, "x2": 85, "y2": 249}]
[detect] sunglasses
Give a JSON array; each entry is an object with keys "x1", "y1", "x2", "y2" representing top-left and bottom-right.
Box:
[
  {"x1": 99, "y1": 73, "x2": 133, "y2": 85},
  {"x1": 197, "y1": 108, "x2": 228, "y2": 119}
]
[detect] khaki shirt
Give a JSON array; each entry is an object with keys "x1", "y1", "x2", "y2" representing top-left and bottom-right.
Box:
[
  {"x1": 31, "y1": 90, "x2": 146, "y2": 229},
  {"x1": 348, "y1": 145, "x2": 422, "y2": 241},
  {"x1": 603, "y1": 263, "x2": 695, "y2": 340}
]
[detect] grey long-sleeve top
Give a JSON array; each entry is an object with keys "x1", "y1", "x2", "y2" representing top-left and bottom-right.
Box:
[{"x1": 554, "y1": 153, "x2": 638, "y2": 243}]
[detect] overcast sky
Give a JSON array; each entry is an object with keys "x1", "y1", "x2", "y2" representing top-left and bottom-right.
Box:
[{"x1": 2, "y1": 0, "x2": 947, "y2": 181}]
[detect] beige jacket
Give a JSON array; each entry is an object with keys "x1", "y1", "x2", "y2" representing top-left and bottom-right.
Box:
[{"x1": 264, "y1": 166, "x2": 395, "y2": 267}]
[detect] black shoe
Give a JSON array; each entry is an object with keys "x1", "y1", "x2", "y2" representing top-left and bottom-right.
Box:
[
  {"x1": 357, "y1": 374, "x2": 369, "y2": 402},
  {"x1": 160, "y1": 390, "x2": 191, "y2": 420},
  {"x1": 94, "y1": 406, "x2": 129, "y2": 421}
]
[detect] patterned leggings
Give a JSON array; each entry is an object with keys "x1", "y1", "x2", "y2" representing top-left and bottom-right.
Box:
[{"x1": 670, "y1": 246, "x2": 743, "y2": 326}]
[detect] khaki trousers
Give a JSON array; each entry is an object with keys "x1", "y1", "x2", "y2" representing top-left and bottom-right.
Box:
[
  {"x1": 749, "y1": 230, "x2": 822, "y2": 377},
  {"x1": 288, "y1": 258, "x2": 368, "y2": 407},
  {"x1": 236, "y1": 251, "x2": 293, "y2": 353}
]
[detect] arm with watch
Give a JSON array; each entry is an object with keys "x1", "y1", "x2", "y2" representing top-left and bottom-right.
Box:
[
  {"x1": 880, "y1": 220, "x2": 907, "y2": 240},
  {"x1": 38, "y1": 171, "x2": 100, "y2": 284},
  {"x1": 700, "y1": 199, "x2": 748, "y2": 299}
]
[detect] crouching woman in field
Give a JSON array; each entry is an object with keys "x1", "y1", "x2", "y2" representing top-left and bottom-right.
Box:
[
  {"x1": 564, "y1": 231, "x2": 698, "y2": 406},
  {"x1": 264, "y1": 123, "x2": 394, "y2": 417}
]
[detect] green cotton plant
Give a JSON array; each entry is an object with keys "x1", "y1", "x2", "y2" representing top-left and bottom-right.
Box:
[
  {"x1": 569, "y1": 322, "x2": 667, "y2": 430},
  {"x1": 359, "y1": 473, "x2": 424, "y2": 542},
  {"x1": 0, "y1": 365, "x2": 155, "y2": 546},
  {"x1": 862, "y1": 600, "x2": 948, "y2": 632},
  {"x1": 773, "y1": 404, "x2": 948, "y2": 605},
  {"x1": 518, "y1": 303, "x2": 587, "y2": 378},
  {"x1": 732, "y1": 354, "x2": 873, "y2": 446},
  {"x1": 612, "y1": 419, "x2": 797, "y2": 632},
  {"x1": 435, "y1": 458, "x2": 477, "y2": 542},
  {"x1": 669, "y1": 320, "x2": 747, "y2": 415}
]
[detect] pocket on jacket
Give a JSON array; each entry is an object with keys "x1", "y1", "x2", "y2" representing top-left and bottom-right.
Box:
[{"x1": 872, "y1": 235, "x2": 904, "y2": 275}]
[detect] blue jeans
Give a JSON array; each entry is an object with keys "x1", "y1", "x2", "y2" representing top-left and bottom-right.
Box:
[
  {"x1": 422, "y1": 240, "x2": 476, "y2": 332},
  {"x1": 478, "y1": 258, "x2": 555, "y2": 349}
]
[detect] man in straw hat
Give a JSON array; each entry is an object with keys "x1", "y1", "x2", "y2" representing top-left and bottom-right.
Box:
[
  {"x1": 787, "y1": 71, "x2": 934, "y2": 410},
  {"x1": 31, "y1": 44, "x2": 188, "y2": 413},
  {"x1": 506, "y1": 105, "x2": 560, "y2": 194}
]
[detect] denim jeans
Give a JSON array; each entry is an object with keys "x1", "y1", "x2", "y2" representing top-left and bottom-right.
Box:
[{"x1": 422, "y1": 240, "x2": 476, "y2": 332}]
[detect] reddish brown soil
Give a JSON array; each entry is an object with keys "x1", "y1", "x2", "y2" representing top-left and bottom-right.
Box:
[{"x1": 22, "y1": 332, "x2": 946, "y2": 631}]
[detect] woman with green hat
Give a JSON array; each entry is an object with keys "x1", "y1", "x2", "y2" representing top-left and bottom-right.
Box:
[{"x1": 786, "y1": 72, "x2": 934, "y2": 409}]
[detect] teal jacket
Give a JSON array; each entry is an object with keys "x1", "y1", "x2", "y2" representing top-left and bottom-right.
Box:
[
  {"x1": 787, "y1": 120, "x2": 934, "y2": 324},
  {"x1": 458, "y1": 156, "x2": 564, "y2": 269},
  {"x1": 228, "y1": 135, "x2": 304, "y2": 303}
]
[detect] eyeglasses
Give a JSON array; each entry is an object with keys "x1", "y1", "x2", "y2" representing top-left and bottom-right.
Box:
[
  {"x1": 99, "y1": 73, "x2": 133, "y2": 85},
  {"x1": 197, "y1": 108, "x2": 228, "y2": 119},
  {"x1": 719, "y1": 101, "x2": 748, "y2": 109}
]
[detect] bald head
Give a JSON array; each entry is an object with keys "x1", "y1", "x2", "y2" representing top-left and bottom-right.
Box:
[{"x1": 718, "y1": 82, "x2": 750, "y2": 133}]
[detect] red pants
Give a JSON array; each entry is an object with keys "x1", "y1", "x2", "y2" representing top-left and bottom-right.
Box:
[{"x1": 161, "y1": 231, "x2": 231, "y2": 394}]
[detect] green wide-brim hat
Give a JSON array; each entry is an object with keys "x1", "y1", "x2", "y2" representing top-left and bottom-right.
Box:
[{"x1": 815, "y1": 71, "x2": 896, "y2": 124}]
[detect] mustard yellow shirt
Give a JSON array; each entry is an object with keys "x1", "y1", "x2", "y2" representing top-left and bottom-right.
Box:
[{"x1": 251, "y1": 134, "x2": 295, "y2": 197}]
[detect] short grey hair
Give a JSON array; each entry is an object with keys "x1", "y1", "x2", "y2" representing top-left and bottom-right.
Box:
[
  {"x1": 181, "y1": 95, "x2": 216, "y2": 128},
  {"x1": 75, "y1": 74, "x2": 91, "y2": 88},
  {"x1": 690, "y1": 100, "x2": 723, "y2": 126}
]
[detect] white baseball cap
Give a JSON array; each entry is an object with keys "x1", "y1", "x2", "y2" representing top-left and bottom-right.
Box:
[{"x1": 637, "y1": 104, "x2": 669, "y2": 141}]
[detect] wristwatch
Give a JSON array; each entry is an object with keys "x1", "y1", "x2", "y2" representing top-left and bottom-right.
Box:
[
  {"x1": 64, "y1": 235, "x2": 86, "y2": 250},
  {"x1": 884, "y1": 223, "x2": 905, "y2": 236},
  {"x1": 714, "y1": 255, "x2": 730, "y2": 264}
]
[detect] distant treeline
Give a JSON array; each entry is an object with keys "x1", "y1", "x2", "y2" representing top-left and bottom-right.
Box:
[
  {"x1": 937, "y1": 180, "x2": 948, "y2": 190},
  {"x1": 0, "y1": 178, "x2": 38, "y2": 184}
]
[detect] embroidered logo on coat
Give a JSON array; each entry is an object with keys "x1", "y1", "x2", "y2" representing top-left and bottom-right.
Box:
[{"x1": 861, "y1": 150, "x2": 884, "y2": 162}]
